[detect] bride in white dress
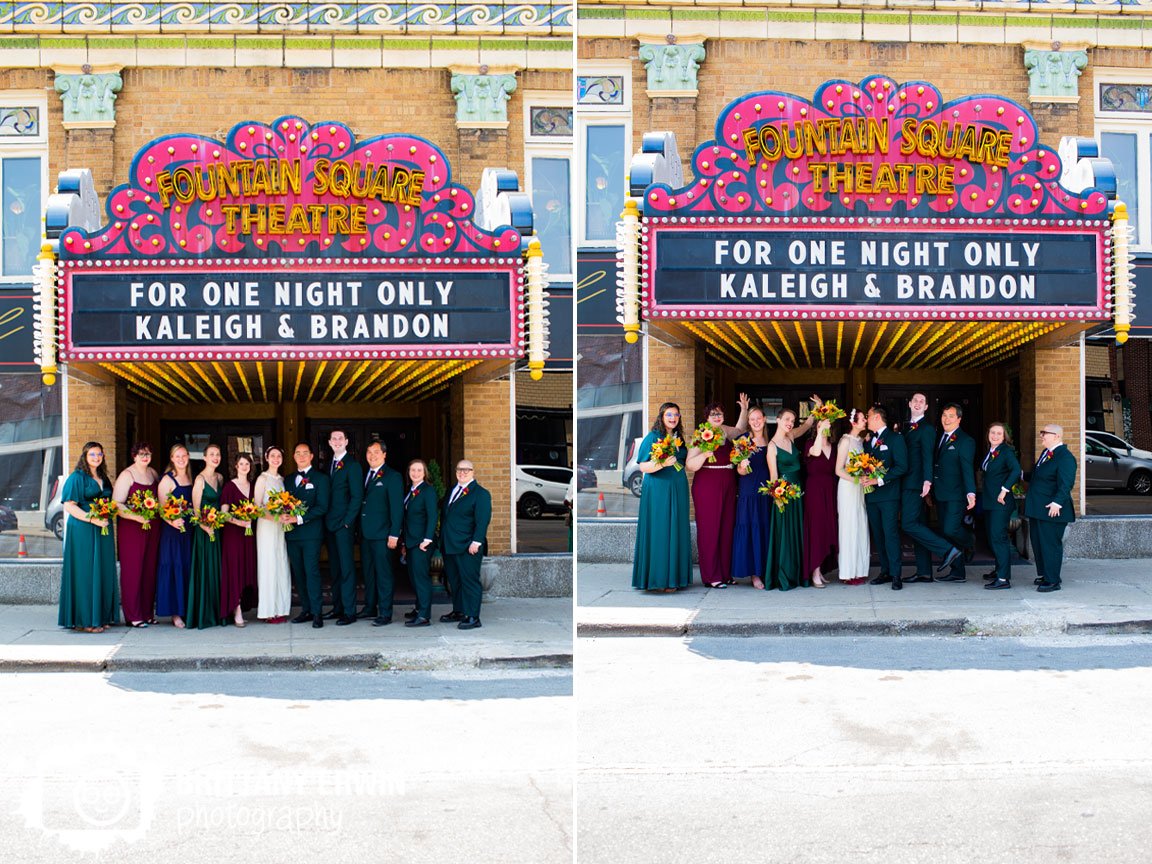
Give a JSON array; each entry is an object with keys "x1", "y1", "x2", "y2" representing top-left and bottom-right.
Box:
[
  {"x1": 254, "y1": 446, "x2": 292, "y2": 621},
  {"x1": 834, "y1": 409, "x2": 871, "y2": 584}
]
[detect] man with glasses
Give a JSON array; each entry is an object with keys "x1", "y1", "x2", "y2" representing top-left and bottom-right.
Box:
[
  {"x1": 438, "y1": 460, "x2": 492, "y2": 629},
  {"x1": 1024, "y1": 424, "x2": 1077, "y2": 593}
]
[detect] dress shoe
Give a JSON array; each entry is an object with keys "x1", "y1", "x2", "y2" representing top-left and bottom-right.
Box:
[
  {"x1": 403, "y1": 609, "x2": 419, "y2": 622},
  {"x1": 1034, "y1": 577, "x2": 1046, "y2": 586},
  {"x1": 321, "y1": 609, "x2": 342, "y2": 621},
  {"x1": 404, "y1": 617, "x2": 431, "y2": 628},
  {"x1": 869, "y1": 574, "x2": 892, "y2": 585},
  {"x1": 312, "y1": 616, "x2": 323, "y2": 629},
  {"x1": 937, "y1": 547, "x2": 962, "y2": 572},
  {"x1": 982, "y1": 570, "x2": 998, "y2": 581},
  {"x1": 1037, "y1": 582, "x2": 1061, "y2": 593},
  {"x1": 891, "y1": 578, "x2": 903, "y2": 591},
  {"x1": 336, "y1": 615, "x2": 356, "y2": 626},
  {"x1": 439, "y1": 611, "x2": 465, "y2": 623},
  {"x1": 906, "y1": 574, "x2": 934, "y2": 584},
  {"x1": 355, "y1": 608, "x2": 377, "y2": 620},
  {"x1": 371, "y1": 616, "x2": 392, "y2": 627},
  {"x1": 936, "y1": 572, "x2": 967, "y2": 583},
  {"x1": 457, "y1": 617, "x2": 482, "y2": 630},
  {"x1": 290, "y1": 612, "x2": 312, "y2": 624},
  {"x1": 985, "y1": 578, "x2": 1011, "y2": 590}
]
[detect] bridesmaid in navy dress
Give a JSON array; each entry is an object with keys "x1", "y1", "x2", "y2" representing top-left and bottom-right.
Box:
[
  {"x1": 155, "y1": 443, "x2": 193, "y2": 628},
  {"x1": 802, "y1": 419, "x2": 838, "y2": 588},
  {"x1": 730, "y1": 405, "x2": 772, "y2": 588},
  {"x1": 686, "y1": 394, "x2": 749, "y2": 588}
]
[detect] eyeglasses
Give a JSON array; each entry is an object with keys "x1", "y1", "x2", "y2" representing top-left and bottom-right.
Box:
[
  {"x1": 1039, "y1": 431, "x2": 1056, "y2": 437},
  {"x1": 456, "y1": 467, "x2": 474, "y2": 473}
]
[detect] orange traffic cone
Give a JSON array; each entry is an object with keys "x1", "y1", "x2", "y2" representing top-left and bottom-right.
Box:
[
  {"x1": 596, "y1": 492, "x2": 607, "y2": 516},
  {"x1": 17, "y1": 534, "x2": 28, "y2": 557}
]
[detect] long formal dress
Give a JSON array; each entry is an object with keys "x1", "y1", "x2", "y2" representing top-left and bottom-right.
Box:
[
  {"x1": 255, "y1": 472, "x2": 292, "y2": 618},
  {"x1": 155, "y1": 472, "x2": 193, "y2": 619},
  {"x1": 837, "y1": 436, "x2": 870, "y2": 581},
  {"x1": 117, "y1": 478, "x2": 160, "y2": 624},
  {"x1": 631, "y1": 431, "x2": 692, "y2": 590},
  {"x1": 57, "y1": 471, "x2": 119, "y2": 628},
  {"x1": 730, "y1": 439, "x2": 771, "y2": 581},
  {"x1": 764, "y1": 442, "x2": 804, "y2": 590},
  {"x1": 691, "y1": 440, "x2": 737, "y2": 586},
  {"x1": 802, "y1": 442, "x2": 839, "y2": 578},
  {"x1": 220, "y1": 479, "x2": 258, "y2": 620},
  {"x1": 186, "y1": 480, "x2": 224, "y2": 629}
]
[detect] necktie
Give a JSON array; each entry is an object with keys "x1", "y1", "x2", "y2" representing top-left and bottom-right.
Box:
[
  {"x1": 982, "y1": 449, "x2": 993, "y2": 471},
  {"x1": 331, "y1": 459, "x2": 340, "y2": 476},
  {"x1": 1037, "y1": 449, "x2": 1051, "y2": 467},
  {"x1": 364, "y1": 468, "x2": 376, "y2": 489},
  {"x1": 405, "y1": 484, "x2": 415, "y2": 506},
  {"x1": 449, "y1": 485, "x2": 462, "y2": 506}
]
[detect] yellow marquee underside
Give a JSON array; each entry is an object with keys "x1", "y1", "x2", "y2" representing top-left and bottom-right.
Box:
[
  {"x1": 669, "y1": 318, "x2": 1083, "y2": 370},
  {"x1": 93, "y1": 357, "x2": 481, "y2": 405}
]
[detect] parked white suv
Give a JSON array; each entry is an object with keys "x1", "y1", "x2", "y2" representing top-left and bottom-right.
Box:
[{"x1": 516, "y1": 465, "x2": 573, "y2": 518}]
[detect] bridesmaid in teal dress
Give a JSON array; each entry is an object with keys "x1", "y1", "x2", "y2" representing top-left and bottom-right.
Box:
[
  {"x1": 186, "y1": 443, "x2": 225, "y2": 629},
  {"x1": 57, "y1": 441, "x2": 119, "y2": 632},
  {"x1": 764, "y1": 408, "x2": 806, "y2": 590},
  {"x1": 631, "y1": 402, "x2": 692, "y2": 592}
]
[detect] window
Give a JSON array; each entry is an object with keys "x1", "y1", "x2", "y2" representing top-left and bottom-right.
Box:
[
  {"x1": 0, "y1": 98, "x2": 48, "y2": 282},
  {"x1": 524, "y1": 92, "x2": 573, "y2": 280},
  {"x1": 1095, "y1": 72, "x2": 1152, "y2": 251},
  {"x1": 575, "y1": 62, "x2": 630, "y2": 248}
]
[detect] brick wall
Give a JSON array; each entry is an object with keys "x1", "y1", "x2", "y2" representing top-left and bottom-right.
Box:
[
  {"x1": 515, "y1": 371, "x2": 573, "y2": 410},
  {"x1": 453, "y1": 375, "x2": 514, "y2": 555},
  {"x1": 1022, "y1": 341, "x2": 1083, "y2": 508},
  {"x1": 1124, "y1": 339, "x2": 1152, "y2": 450},
  {"x1": 66, "y1": 369, "x2": 125, "y2": 473}
]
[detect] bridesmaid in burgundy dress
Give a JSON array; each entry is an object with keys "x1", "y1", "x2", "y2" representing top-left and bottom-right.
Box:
[
  {"x1": 802, "y1": 419, "x2": 838, "y2": 588},
  {"x1": 220, "y1": 452, "x2": 258, "y2": 627},
  {"x1": 112, "y1": 442, "x2": 161, "y2": 627},
  {"x1": 685, "y1": 394, "x2": 750, "y2": 588}
]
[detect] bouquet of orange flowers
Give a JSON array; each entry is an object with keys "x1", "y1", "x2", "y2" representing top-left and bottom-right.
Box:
[
  {"x1": 87, "y1": 497, "x2": 120, "y2": 536},
  {"x1": 265, "y1": 489, "x2": 307, "y2": 532},
  {"x1": 729, "y1": 434, "x2": 759, "y2": 472},
  {"x1": 228, "y1": 499, "x2": 262, "y2": 536},
  {"x1": 810, "y1": 401, "x2": 846, "y2": 436},
  {"x1": 126, "y1": 488, "x2": 161, "y2": 530},
  {"x1": 845, "y1": 450, "x2": 887, "y2": 494},
  {"x1": 162, "y1": 495, "x2": 194, "y2": 532},
  {"x1": 758, "y1": 478, "x2": 802, "y2": 513},
  {"x1": 648, "y1": 433, "x2": 684, "y2": 472},
  {"x1": 690, "y1": 421, "x2": 726, "y2": 462},
  {"x1": 194, "y1": 505, "x2": 230, "y2": 542}
]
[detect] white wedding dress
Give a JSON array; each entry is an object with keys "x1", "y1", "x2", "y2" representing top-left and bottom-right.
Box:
[
  {"x1": 255, "y1": 471, "x2": 292, "y2": 618},
  {"x1": 836, "y1": 436, "x2": 871, "y2": 581}
]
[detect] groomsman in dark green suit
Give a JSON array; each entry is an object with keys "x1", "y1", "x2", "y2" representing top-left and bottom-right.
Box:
[
  {"x1": 864, "y1": 405, "x2": 909, "y2": 590},
  {"x1": 358, "y1": 441, "x2": 403, "y2": 626},
  {"x1": 1024, "y1": 424, "x2": 1077, "y2": 592},
  {"x1": 900, "y1": 392, "x2": 957, "y2": 583},
  {"x1": 438, "y1": 459, "x2": 491, "y2": 629},
  {"x1": 980, "y1": 422, "x2": 1023, "y2": 590},
  {"x1": 324, "y1": 429, "x2": 363, "y2": 625},
  {"x1": 284, "y1": 443, "x2": 331, "y2": 628},
  {"x1": 931, "y1": 403, "x2": 977, "y2": 582},
  {"x1": 401, "y1": 459, "x2": 439, "y2": 627}
]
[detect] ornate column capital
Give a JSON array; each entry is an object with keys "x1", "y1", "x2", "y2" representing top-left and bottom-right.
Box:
[
  {"x1": 1022, "y1": 43, "x2": 1089, "y2": 105},
  {"x1": 450, "y1": 67, "x2": 518, "y2": 130},
  {"x1": 52, "y1": 64, "x2": 124, "y2": 130},
  {"x1": 638, "y1": 38, "x2": 706, "y2": 99}
]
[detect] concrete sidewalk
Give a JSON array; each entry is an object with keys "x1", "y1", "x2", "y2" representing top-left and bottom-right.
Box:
[
  {"x1": 0, "y1": 597, "x2": 572, "y2": 672},
  {"x1": 577, "y1": 559, "x2": 1152, "y2": 637}
]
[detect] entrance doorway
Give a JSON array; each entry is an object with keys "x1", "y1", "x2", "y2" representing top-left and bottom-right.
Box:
[
  {"x1": 874, "y1": 385, "x2": 985, "y2": 436},
  {"x1": 159, "y1": 420, "x2": 277, "y2": 474}
]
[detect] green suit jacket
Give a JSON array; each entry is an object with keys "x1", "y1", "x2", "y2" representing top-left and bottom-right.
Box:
[
  {"x1": 402, "y1": 481, "x2": 440, "y2": 549},
  {"x1": 980, "y1": 444, "x2": 1022, "y2": 511},
  {"x1": 1024, "y1": 444, "x2": 1077, "y2": 524},
  {"x1": 359, "y1": 463, "x2": 403, "y2": 541},
  {"x1": 439, "y1": 481, "x2": 492, "y2": 555},
  {"x1": 285, "y1": 468, "x2": 330, "y2": 543},
  {"x1": 324, "y1": 454, "x2": 363, "y2": 532},
  {"x1": 901, "y1": 418, "x2": 936, "y2": 493},
  {"x1": 932, "y1": 427, "x2": 976, "y2": 502},
  {"x1": 865, "y1": 427, "x2": 907, "y2": 504}
]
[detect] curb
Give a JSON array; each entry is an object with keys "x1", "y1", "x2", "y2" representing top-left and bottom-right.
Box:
[
  {"x1": 577, "y1": 618, "x2": 1152, "y2": 638},
  {"x1": 0, "y1": 652, "x2": 575, "y2": 673}
]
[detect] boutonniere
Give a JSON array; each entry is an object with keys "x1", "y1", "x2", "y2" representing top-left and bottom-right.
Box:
[
  {"x1": 334, "y1": 461, "x2": 344, "y2": 471},
  {"x1": 461, "y1": 486, "x2": 470, "y2": 497},
  {"x1": 411, "y1": 487, "x2": 420, "y2": 497},
  {"x1": 989, "y1": 449, "x2": 1000, "y2": 461},
  {"x1": 908, "y1": 421, "x2": 919, "y2": 431},
  {"x1": 947, "y1": 432, "x2": 957, "y2": 445}
]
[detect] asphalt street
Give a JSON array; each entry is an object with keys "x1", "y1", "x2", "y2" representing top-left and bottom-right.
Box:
[
  {"x1": 577, "y1": 635, "x2": 1152, "y2": 864},
  {"x1": 2, "y1": 669, "x2": 572, "y2": 863}
]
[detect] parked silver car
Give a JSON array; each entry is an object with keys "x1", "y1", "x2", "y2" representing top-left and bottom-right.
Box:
[
  {"x1": 1085, "y1": 438, "x2": 1152, "y2": 495},
  {"x1": 1086, "y1": 430, "x2": 1152, "y2": 461},
  {"x1": 621, "y1": 437, "x2": 645, "y2": 498},
  {"x1": 516, "y1": 465, "x2": 573, "y2": 518},
  {"x1": 44, "y1": 476, "x2": 64, "y2": 541}
]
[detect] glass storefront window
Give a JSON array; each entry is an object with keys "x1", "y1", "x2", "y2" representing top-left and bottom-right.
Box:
[
  {"x1": 1101, "y1": 132, "x2": 1141, "y2": 242},
  {"x1": 0, "y1": 372, "x2": 63, "y2": 558},
  {"x1": 1, "y1": 156, "x2": 42, "y2": 277},
  {"x1": 583, "y1": 125, "x2": 625, "y2": 243},
  {"x1": 530, "y1": 156, "x2": 572, "y2": 276}
]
